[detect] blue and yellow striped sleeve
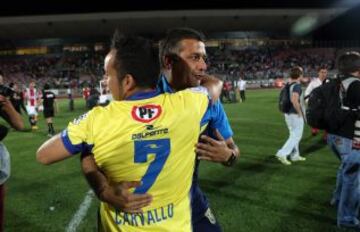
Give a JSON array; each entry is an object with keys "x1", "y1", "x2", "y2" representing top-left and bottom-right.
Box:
[{"x1": 61, "y1": 111, "x2": 95, "y2": 155}]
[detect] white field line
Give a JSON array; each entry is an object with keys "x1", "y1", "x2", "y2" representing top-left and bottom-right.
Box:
[{"x1": 65, "y1": 190, "x2": 94, "y2": 232}]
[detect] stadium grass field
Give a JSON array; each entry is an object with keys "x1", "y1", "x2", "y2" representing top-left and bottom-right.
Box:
[{"x1": 3, "y1": 89, "x2": 353, "y2": 232}]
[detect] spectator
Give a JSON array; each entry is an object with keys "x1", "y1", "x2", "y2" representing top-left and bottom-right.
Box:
[
  {"x1": 304, "y1": 66, "x2": 328, "y2": 137},
  {"x1": 237, "y1": 76, "x2": 247, "y2": 102},
  {"x1": 327, "y1": 51, "x2": 360, "y2": 229},
  {"x1": 275, "y1": 66, "x2": 306, "y2": 165}
]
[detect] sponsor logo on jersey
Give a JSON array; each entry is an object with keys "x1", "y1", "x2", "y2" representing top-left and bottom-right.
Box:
[
  {"x1": 131, "y1": 105, "x2": 162, "y2": 123},
  {"x1": 131, "y1": 128, "x2": 169, "y2": 140},
  {"x1": 72, "y1": 113, "x2": 88, "y2": 125}
]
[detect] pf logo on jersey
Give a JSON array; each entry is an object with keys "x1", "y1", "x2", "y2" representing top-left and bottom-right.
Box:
[{"x1": 131, "y1": 105, "x2": 162, "y2": 123}]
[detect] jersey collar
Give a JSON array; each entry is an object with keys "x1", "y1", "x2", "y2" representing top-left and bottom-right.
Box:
[
  {"x1": 157, "y1": 74, "x2": 174, "y2": 93},
  {"x1": 125, "y1": 89, "x2": 161, "y2": 101}
]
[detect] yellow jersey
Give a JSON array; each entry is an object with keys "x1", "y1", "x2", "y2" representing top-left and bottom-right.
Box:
[{"x1": 61, "y1": 87, "x2": 209, "y2": 232}]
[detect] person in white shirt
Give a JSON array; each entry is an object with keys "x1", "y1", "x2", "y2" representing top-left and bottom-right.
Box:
[
  {"x1": 237, "y1": 77, "x2": 246, "y2": 102},
  {"x1": 25, "y1": 81, "x2": 40, "y2": 130},
  {"x1": 304, "y1": 66, "x2": 328, "y2": 136}
]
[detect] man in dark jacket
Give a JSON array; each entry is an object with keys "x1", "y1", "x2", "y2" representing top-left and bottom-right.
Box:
[{"x1": 327, "y1": 51, "x2": 360, "y2": 229}]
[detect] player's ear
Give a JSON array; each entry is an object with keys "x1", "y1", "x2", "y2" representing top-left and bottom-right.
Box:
[
  {"x1": 164, "y1": 54, "x2": 180, "y2": 69},
  {"x1": 164, "y1": 55, "x2": 172, "y2": 69},
  {"x1": 122, "y1": 74, "x2": 136, "y2": 91}
]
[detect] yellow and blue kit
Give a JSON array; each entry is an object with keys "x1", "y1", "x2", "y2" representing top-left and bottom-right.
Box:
[{"x1": 61, "y1": 88, "x2": 209, "y2": 232}]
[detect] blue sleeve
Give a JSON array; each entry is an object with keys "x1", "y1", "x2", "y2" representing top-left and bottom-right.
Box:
[
  {"x1": 202, "y1": 100, "x2": 233, "y2": 140},
  {"x1": 61, "y1": 129, "x2": 94, "y2": 155}
]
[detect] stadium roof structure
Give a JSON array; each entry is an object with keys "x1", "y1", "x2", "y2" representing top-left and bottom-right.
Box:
[{"x1": 0, "y1": 1, "x2": 359, "y2": 40}]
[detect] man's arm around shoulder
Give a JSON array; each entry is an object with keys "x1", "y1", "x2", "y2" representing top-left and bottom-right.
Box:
[
  {"x1": 199, "y1": 75, "x2": 223, "y2": 103},
  {"x1": 37, "y1": 134, "x2": 72, "y2": 165}
]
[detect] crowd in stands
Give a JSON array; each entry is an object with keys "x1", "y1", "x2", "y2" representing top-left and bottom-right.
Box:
[
  {"x1": 0, "y1": 46, "x2": 357, "y2": 93},
  {"x1": 0, "y1": 52, "x2": 105, "y2": 91},
  {"x1": 207, "y1": 47, "x2": 337, "y2": 81}
]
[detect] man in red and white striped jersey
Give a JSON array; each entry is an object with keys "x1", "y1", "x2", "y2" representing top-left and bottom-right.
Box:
[{"x1": 25, "y1": 81, "x2": 39, "y2": 130}]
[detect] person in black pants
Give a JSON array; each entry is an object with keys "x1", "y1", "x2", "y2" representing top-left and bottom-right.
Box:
[
  {"x1": 67, "y1": 86, "x2": 74, "y2": 111},
  {"x1": 41, "y1": 84, "x2": 57, "y2": 137},
  {"x1": 9, "y1": 83, "x2": 26, "y2": 115}
]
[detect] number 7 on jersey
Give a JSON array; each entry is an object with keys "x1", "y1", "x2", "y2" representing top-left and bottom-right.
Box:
[{"x1": 133, "y1": 139, "x2": 171, "y2": 194}]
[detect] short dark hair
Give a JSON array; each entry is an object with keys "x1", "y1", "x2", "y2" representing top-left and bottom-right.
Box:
[
  {"x1": 318, "y1": 65, "x2": 328, "y2": 72},
  {"x1": 111, "y1": 31, "x2": 159, "y2": 88},
  {"x1": 43, "y1": 84, "x2": 50, "y2": 90},
  {"x1": 159, "y1": 27, "x2": 205, "y2": 68},
  {"x1": 337, "y1": 51, "x2": 360, "y2": 75},
  {"x1": 290, "y1": 66, "x2": 303, "y2": 79}
]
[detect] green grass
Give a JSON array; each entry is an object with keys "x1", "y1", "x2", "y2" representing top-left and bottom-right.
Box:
[
  {"x1": 4, "y1": 90, "x2": 351, "y2": 231},
  {"x1": 4, "y1": 100, "x2": 99, "y2": 232}
]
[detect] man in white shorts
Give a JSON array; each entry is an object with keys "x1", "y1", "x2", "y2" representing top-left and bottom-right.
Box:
[{"x1": 25, "y1": 81, "x2": 39, "y2": 130}]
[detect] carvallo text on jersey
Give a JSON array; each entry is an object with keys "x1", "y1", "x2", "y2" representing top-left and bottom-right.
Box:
[{"x1": 114, "y1": 203, "x2": 174, "y2": 226}]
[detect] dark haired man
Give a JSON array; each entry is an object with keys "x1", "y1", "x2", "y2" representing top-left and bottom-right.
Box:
[
  {"x1": 276, "y1": 66, "x2": 306, "y2": 165},
  {"x1": 327, "y1": 51, "x2": 360, "y2": 229},
  {"x1": 158, "y1": 27, "x2": 239, "y2": 232}
]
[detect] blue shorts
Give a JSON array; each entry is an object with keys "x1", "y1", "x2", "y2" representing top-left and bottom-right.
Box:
[{"x1": 193, "y1": 208, "x2": 222, "y2": 232}]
